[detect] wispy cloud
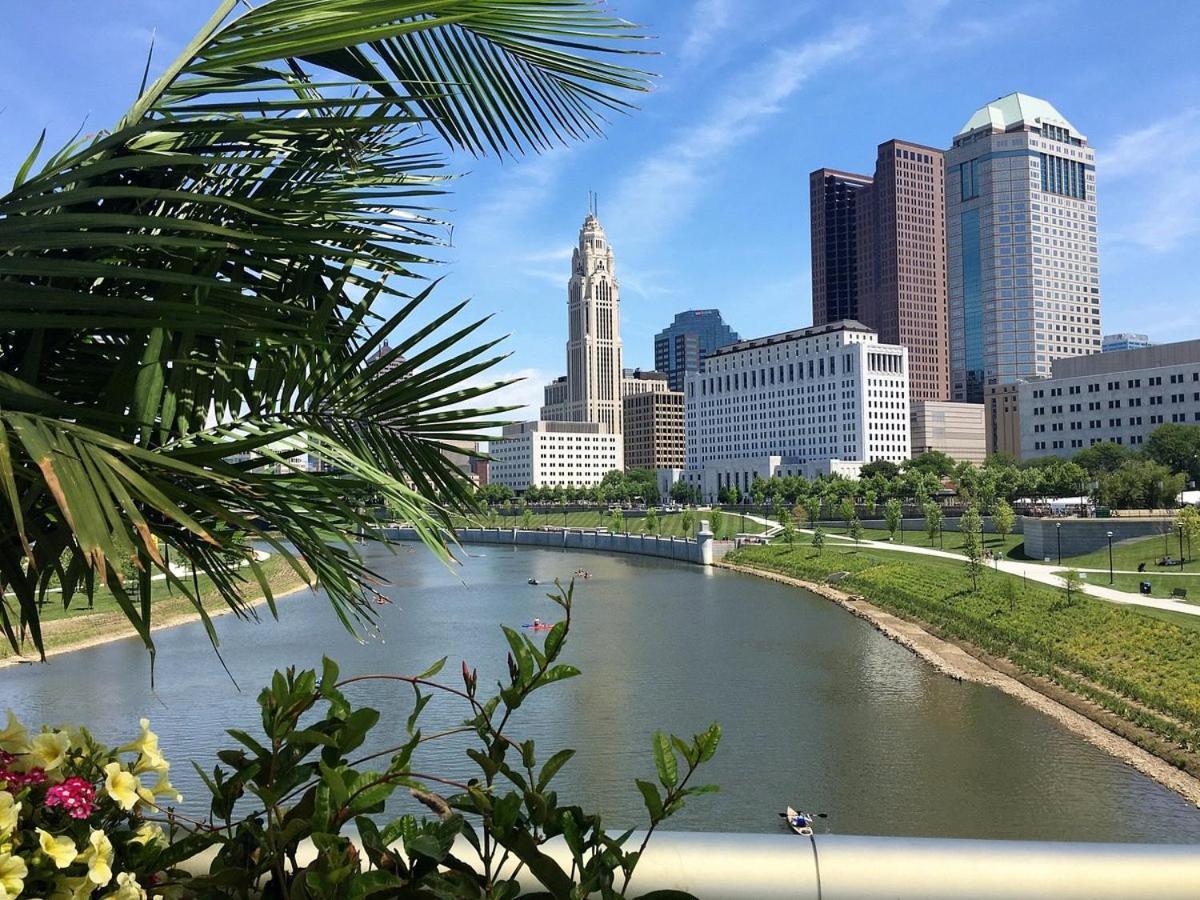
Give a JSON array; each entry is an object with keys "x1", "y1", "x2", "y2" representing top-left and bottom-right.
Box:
[
  {"x1": 679, "y1": 0, "x2": 733, "y2": 65},
  {"x1": 466, "y1": 367, "x2": 555, "y2": 437},
  {"x1": 1104, "y1": 108, "x2": 1200, "y2": 252},
  {"x1": 608, "y1": 23, "x2": 870, "y2": 245}
]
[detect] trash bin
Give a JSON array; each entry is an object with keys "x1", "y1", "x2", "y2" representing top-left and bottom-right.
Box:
[{"x1": 1140, "y1": 581, "x2": 1152, "y2": 595}]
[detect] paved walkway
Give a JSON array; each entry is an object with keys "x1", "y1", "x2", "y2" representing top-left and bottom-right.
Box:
[{"x1": 805, "y1": 530, "x2": 1200, "y2": 618}]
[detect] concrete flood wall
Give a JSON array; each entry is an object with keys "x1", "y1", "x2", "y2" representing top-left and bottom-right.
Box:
[
  {"x1": 380, "y1": 527, "x2": 733, "y2": 565},
  {"x1": 1023, "y1": 517, "x2": 1176, "y2": 561}
]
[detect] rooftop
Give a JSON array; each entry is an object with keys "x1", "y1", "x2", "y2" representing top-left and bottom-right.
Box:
[
  {"x1": 957, "y1": 92, "x2": 1085, "y2": 141},
  {"x1": 710, "y1": 320, "x2": 876, "y2": 358}
]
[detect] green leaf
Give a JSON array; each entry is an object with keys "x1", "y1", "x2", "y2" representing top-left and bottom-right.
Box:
[
  {"x1": 635, "y1": 779, "x2": 663, "y2": 821},
  {"x1": 418, "y1": 656, "x2": 448, "y2": 679},
  {"x1": 653, "y1": 731, "x2": 677, "y2": 789},
  {"x1": 698, "y1": 723, "x2": 722, "y2": 763},
  {"x1": 537, "y1": 748, "x2": 575, "y2": 791}
]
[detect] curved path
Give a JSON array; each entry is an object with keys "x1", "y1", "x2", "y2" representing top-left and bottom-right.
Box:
[{"x1": 802, "y1": 529, "x2": 1200, "y2": 618}]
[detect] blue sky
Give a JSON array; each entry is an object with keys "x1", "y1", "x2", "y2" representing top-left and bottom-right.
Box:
[{"x1": 3, "y1": 0, "x2": 1200, "y2": 416}]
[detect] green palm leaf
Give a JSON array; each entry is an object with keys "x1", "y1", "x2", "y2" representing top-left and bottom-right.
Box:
[{"x1": 0, "y1": 0, "x2": 650, "y2": 664}]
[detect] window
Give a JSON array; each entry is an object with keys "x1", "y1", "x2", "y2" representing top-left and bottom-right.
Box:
[{"x1": 960, "y1": 158, "x2": 980, "y2": 200}]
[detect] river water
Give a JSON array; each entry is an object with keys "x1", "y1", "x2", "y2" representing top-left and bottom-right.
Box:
[{"x1": 4, "y1": 544, "x2": 1200, "y2": 841}]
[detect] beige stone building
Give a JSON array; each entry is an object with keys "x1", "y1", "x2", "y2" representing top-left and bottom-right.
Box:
[
  {"x1": 984, "y1": 382, "x2": 1022, "y2": 459},
  {"x1": 541, "y1": 209, "x2": 625, "y2": 434},
  {"x1": 910, "y1": 400, "x2": 986, "y2": 465},
  {"x1": 623, "y1": 387, "x2": 684, "y2": 471}
]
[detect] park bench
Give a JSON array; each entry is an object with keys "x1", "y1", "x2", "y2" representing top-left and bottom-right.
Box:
[{"x1": 1170, "y1": 587, "x2": 1188, "y2": 600}]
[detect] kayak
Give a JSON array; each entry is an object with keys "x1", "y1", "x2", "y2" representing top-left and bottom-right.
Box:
[
  {"x1": 784, "y1": 806, "x2": 814, "y2": 836},
  {"x1": 522, "y1": 623, "x2": 555, "y2": 631}
]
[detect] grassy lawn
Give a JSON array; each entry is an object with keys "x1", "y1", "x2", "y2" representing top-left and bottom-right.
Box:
[
  {"x1": 819, "y1": 525, "x2": 1026, "y2": 559},
  {"x1": 1053, "y1": 569, "x2": 1200, "y2": 601},
  {"x1": 2, "y1": 553, "x2": 311, "y2": 661},
  {"x1": 727, "y1": 543, "x2": 1200, "y2": 765},
  {"x1": 457, "y1": 509, "x2": 766, "y2": 537},
  {"x1": 1052, "y1": 531, "x2": 1196, "y2": 572}
]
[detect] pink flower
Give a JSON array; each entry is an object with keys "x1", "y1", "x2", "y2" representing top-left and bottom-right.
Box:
[
  {"x1": 44, "y1": 776, "x2": 96, "y2": 819},
  {"x1": 0, "y1": 752, "x2": 47, "y2": 790}
]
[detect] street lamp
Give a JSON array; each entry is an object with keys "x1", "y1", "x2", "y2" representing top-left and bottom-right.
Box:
[
  {"x1": 1056, "y1": 521, "x2": 1062, "y2": 566},
  {"x1": 1179, "y1": 524, "x2": 1186, "y2": 572},
  {"x1": 1106, "y1": 531, "x2": 1114, "y2": 585}
]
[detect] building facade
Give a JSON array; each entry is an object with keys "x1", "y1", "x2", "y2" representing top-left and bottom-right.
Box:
[
  {"x1": 1019, "y1": 340, "x2": 1200, "y2": 460},
  {"x1": 541, "y1": 211, "x2": 625, "y2": 433},
  {"x1": 984, "y1": 382, "x2": 1022, "y2": 459},
  {"x1": 681, "y1": 321, "x2": 910, "y2": 501},
  {"x1": 489, "y1": 420, "x2": 622, "y2": 492},
  {"x1": 623, "y1": 386, "x2": 685, "y2": 472},
  {"x1": 1103, "y1": 333, "x2": 1152, "y2": 353},
  {"x1": 946, "y1": 93, "x2": 1100, "y2": 404},
  {"x1": 811, "y1": 142, "x2": 948, "y2": 401},
  {"x1": 810, "y1": 169, "x2": 873, "y2": 325},
  {"x1": 653, "y1": 309, "x2": 740, "y2": 392},
  {"x1": 910, "y1": 401, "x2": 986, "y2": 465}
]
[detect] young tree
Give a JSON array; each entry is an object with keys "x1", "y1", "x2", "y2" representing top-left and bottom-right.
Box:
[
  {"x1": 861, "y1": 489, "x2": 878, "y2": 518},
  {"x1": 782, "y1": 521, "x2": 797, "y2": 547},
  {"x1": 993, "y1": 500, "x2": 1016, "y2": 551},
  {"x1": 923, "y1": 501, "x2": 944, "y2": 547},
  {"x1": 849, "y1": 516, "x2": 864, "y2": 545},
  {"x1": 609, "y1": 509, "x2": 624, "y2": 534},
  {"x1": 884, "y1": 498, "x2": 903, "y2": 543},
  {"x1": 777, "y1": 506, "x2": 792, "y2": 529},
  {"x1": 680, "y1": 508, "x2": 695, "y2": 537},
  {"x1": 1061, "y1": 569, "x2": 1084, "y2": 606},
  {"x1": 811, "y1": 525, "x2": 825, "y2": 552},
  {"x1": 960, "y1": 506, "x2": 984, "y2": 591},
  {"x1": 521, "y1": 508, "x2": 535, "y2": 531},
  {"x1": 1176, "y1": 506, "x2": 1200, "y2": 561},
  {"x1": 839, "y1": 497, "x2": 856, "y2": 533},
  {"x1": 644, "y1": 506, "x2": 658, "y2": 534}
]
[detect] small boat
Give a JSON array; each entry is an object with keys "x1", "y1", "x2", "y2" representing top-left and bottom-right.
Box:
[
  {"x1": 527, "y1": 578, "x2": 539, "y2": 585},
  {"x1": 782, "y1": 806, "x2": 814, "y2": 836},
  {"x1": 523, "y1": 621, "x2": 555, "y2": 631}
]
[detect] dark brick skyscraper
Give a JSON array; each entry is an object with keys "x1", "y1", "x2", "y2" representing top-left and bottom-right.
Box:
[
  {"x1": 809, "y1": 169, "x2": 872, "y2": 326},
  {"x1": 809, "y1": 140, "x2": 949, "y2": 401}
]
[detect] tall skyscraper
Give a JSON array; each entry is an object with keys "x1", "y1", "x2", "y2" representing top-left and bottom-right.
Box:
[
  {"x1": 812, "y1": 142, "x2": 949, "y2": 401},
  {"x1": 653, "y1": 309, "x2": 740, "y2": 392},
  {"x1": 946, "y1": 93, "x2": 1100, "y2": 403},
  {"x1": 810, "y1": 169, "x2": 872, "y2": 325},
  {"x1": 541, "y1": 209, "x2": 625, "y2": 433}
]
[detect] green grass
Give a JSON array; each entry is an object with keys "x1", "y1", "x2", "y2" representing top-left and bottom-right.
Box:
[
  {"x1": 456, "y1": 509, "x2": 766, "y2": 537},
  {"x1": 2, "y1": 553, "x2": 310, "y2": 660},
  {"x1": 728, "y1": 543, "x2": 1200, "y2": 763},
  {"x1": 1053, "y1": 569, "x2": 1200, "y2": 601},
  {"x1": 821, "y1": 525, "x2": 1026, "y2": 558},
  {"x1": 1054, "y1": 531, "x2": 1196, "y2": 572}
]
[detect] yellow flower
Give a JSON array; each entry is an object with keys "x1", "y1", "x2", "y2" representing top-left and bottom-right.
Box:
[
  {"x1": 129, "y1": 822, "x2": 165, "y2": 848},
  {"x1": 0, "y1": 713, "x2": 27, "y2": 755},
  {"x1": 37, "y1": 828, "x2": 78, "y2": 869},
  {"x1": 50, "y1": 874, "x2": 95, "y2": 900},
  {"x1": 103, "y1": 763, "x2": 152, "y2": 813},
  {"x1": 103, "y1": 872, "x2": 146, "y2": 900},
  {"x1": 0, "y1": 853, "x2": 27, "y2": 898},
  {"x1": 28, "y1": 730, "x2": 72, "y2": 773},
  {"x1": 79, "y1": 828, "x2": 113, "y2": 887},
  {"x1": 0, "y1": 793, "x2": 18, "y2": 837},
  {"x1": 120, "y1": 720, "x2": 160, "y2": 763}
]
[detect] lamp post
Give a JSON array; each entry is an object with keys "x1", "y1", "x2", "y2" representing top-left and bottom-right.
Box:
[
  {"x1": 1179, "y1": 524, "x2": 1186, "y2": 572},
  {"x1": 1107, "y1": 531, "x2": 1114, "y2": 585},
  {"x1": 1056, "y1": 522, "x2": 1062, "y2": 566}
]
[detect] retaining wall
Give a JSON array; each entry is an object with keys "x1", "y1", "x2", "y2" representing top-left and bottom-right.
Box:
[
  {"x1": 380, "y1": 527, "x2": 732, "y2": 565},
  {"x1": 810, "y1": 517, "x2": 1024, "y2": 535},
  {"x1": 1022, "y1": 517, "x2": 1176, "y2": 561}
]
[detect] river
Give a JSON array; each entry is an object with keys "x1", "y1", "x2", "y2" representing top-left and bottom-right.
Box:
[{"x1": 4, "y1": 544, "x2": 1200, "y2": 841}]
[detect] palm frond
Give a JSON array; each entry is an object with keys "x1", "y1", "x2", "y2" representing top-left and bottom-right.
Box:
[{"x1": 0, "y1": 0, "x2": 651, "y2": 663}]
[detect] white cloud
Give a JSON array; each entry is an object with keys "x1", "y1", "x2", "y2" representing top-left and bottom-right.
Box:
[
  {"x1": 1103, "y1": 108, "x2": 1200, "y2": 252},
  {"x1": 679, "y1": 0, "x2": 734, "y2": 65},
  {"x1": 463, "y1": 367, "x2": 555, "y2": 435},
  {"x1": 607, "y1": 24, "x2": 870, "y2": 245}
]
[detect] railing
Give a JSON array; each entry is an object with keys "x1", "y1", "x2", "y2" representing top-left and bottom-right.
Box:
[{"x1": 181, "y1": 831, "x2": 1200, "y2": 898}]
